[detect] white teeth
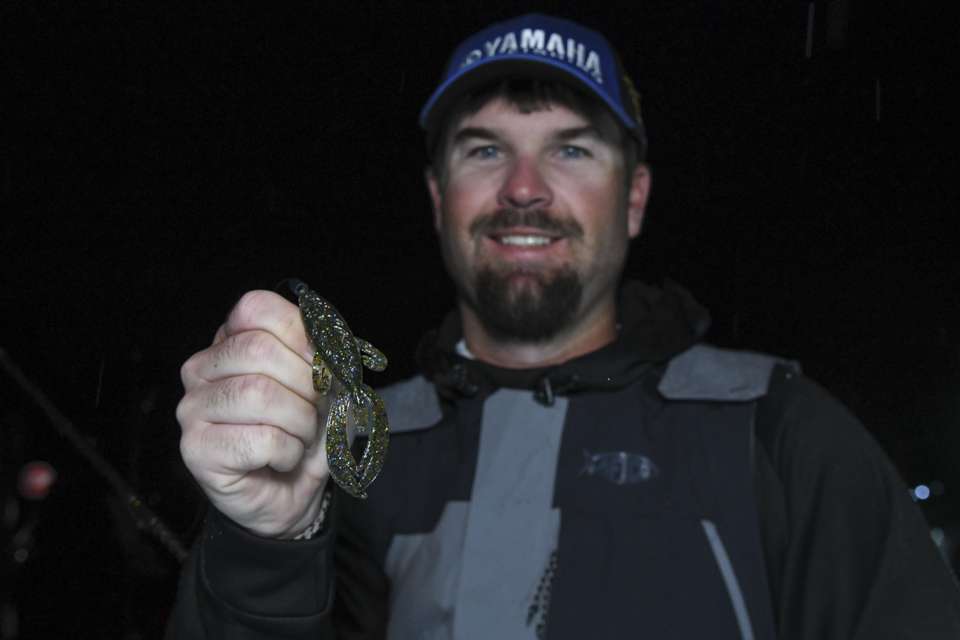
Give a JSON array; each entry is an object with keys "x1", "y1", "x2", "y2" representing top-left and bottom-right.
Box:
[{"x1": 497, "y1": 235, "x2": 553, "y2": 246}]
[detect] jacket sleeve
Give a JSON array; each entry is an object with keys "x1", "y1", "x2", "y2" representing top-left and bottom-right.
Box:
[
  {"x1": 755, "y1": 369, "x2": 960, "y2": 639},
  {"x1": 165, "y1": 506, "x2": 338, "y2": 639},
  {"x1": 165, "y1": 493, "x2": 390, "y2": 639}
]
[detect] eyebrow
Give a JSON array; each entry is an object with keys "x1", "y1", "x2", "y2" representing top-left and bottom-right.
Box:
[
  {"x1": 553, "y1": 126, "x2": 605, "y2": 142},
  {"x1": 450, "y1": 127, "x2": 499, "y2": 147}
]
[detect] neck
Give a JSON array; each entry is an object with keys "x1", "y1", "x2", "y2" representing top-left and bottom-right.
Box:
[{"x1": 459, "y1": 296, "x2": 618, "y2": 369}]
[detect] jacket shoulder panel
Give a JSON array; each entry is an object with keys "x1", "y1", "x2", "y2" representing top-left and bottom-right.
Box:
[
  {"x1": 658, "y1": 344, "x2": 800, "y2": 401},
  {"x1": 377, "y1": 375, "x2": 443, "y2": 433}
]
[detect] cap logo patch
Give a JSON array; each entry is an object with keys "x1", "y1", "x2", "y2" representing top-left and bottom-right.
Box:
[{"x1": 459, "y1": 28, "x2": 603, "y2": 84}]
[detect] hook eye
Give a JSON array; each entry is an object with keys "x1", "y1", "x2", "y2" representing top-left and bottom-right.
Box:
[{"x1": 275, "y1": 278, "x2": 309, "y2": 301}]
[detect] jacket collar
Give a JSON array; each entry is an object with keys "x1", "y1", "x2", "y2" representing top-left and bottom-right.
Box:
[{"x1": 416, "y1": 280, "x2": 710, "y2": 404}]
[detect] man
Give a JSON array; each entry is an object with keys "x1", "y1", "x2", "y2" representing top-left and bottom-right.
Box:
[{"x1": 168, "y1": 13, "x2": 960, "y2": 639}]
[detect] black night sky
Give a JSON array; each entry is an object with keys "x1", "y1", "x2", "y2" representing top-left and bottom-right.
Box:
[{"x1": 2, "y1": 1, "x2": 959, "y2": 636}]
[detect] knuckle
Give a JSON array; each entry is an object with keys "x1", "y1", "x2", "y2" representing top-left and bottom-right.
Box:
[
  {"x1": 175, "y1": 395, "x2": 195, "y2": 430},
  {"x1": 279, "y1": 305, "x2": 303, "y2": 341},
  {"x1": 238, "y1": 426, "x2": 280, "y2": 469},
  {"x1": 180, "y1": 353, "x2": 200, "y2": 387},
  {"x1": 228, "y1": 432, "x2": 255, "y2": 470},
  {"x1": 202, "y1": 374, "x2": 278, "y2": 417},
  {"x1": 236, "y1": 374, "x2": 277, "y2": 409},
  {"x1": 237, "y1": 330, "x2": 276, "y2": 363},
  {"x1": 179, "y1": 429, "x2": 205, "y2": 470},
  {"x1": 262, "y1": 426, "x2": 288, "y2": 455},
  {"x1": 230, "y1": 290, "x2": 275, "y2": 328}
]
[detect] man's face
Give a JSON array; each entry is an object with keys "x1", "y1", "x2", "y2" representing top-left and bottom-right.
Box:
[{"x1": 427, "y1": 97, "x2": 650, "y2": 343}]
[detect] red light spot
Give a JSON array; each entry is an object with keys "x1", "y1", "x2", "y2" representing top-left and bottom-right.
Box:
[{"x1": 18, "y1": 461, "x2": 57, "y2": 500}]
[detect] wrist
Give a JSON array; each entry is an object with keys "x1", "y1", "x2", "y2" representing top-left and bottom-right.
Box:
[{"x1": 291, "y1": 484, "x2": 333, "y2": 541}]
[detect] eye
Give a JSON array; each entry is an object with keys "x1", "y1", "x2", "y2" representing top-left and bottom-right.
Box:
[
  {"x1": 466, "y1": 145, "x2": 501, "y2": 159},
  {"x1": 558, "y1": 145, "x2": 591, "y2": 159}
]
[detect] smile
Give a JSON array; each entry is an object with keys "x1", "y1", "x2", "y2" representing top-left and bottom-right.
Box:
[{"x1": 495, "y1": 235, "x2": 556, "y2": 247}]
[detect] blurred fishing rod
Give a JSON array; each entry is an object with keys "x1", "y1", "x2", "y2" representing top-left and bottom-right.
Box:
[{"x1": 0, "y1": 347, "x2": 188, "y2": 563}]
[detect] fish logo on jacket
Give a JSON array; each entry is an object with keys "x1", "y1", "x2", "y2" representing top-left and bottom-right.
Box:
[{"x1": 580, "y1": 450, "x2": 659, "y2": 485}]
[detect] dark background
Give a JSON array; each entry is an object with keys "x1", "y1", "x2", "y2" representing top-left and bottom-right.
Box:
[{"x1": 2, "y1": 1, "x2": 958, "y2": 637}]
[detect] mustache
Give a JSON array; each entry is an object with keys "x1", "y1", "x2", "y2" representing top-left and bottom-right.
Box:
[{"x1": 469, "y1": 208, "x2": 584, "y2": 239}]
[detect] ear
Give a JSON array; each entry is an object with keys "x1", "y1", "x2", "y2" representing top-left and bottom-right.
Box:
[
  {"x1": 626, "y1": 163, "x2": 651, "y2": 238},
  {"x1": 425, "y1": 167, "x2": 443, "y2": 233}
]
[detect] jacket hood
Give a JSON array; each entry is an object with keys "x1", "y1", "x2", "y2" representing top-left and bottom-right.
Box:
[{"x1": 416, "y1": 280, "x2": 710, "y2": 403}]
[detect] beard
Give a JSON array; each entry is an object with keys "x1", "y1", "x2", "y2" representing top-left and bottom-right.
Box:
[
  {"x1": 471, "y1": 263, "x2": 583, "y2": 342},
  {"x1": 453, "y1": 207, "x2": 585, "y2": 342}
]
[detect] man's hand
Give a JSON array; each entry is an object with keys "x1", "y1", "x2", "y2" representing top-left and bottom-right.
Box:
[{"x1": 177, "y1": 290, "x2": 330, "y2": 538}]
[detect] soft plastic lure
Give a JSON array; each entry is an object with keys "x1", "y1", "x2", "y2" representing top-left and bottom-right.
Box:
[{"x1": 290, "y1": 279, "x2": 389, "y2": 499}]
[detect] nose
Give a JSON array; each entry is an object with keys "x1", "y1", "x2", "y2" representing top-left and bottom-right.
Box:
[{"x1": 497, "y1": 156, "x2": 552, "y2": 210}]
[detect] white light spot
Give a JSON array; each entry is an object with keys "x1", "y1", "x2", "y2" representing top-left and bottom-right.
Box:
[{"x1": 913, "y1": 484, "x2": 931, "y2": 501}]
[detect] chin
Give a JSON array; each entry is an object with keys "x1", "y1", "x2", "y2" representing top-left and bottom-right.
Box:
[{"x1": 472, "y1": 264, "x2": 583, "y2": 342}]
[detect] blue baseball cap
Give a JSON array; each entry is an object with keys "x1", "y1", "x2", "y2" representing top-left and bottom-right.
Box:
[{"x1": 419, "y1": 13, "x2": 646, "y2": 156}]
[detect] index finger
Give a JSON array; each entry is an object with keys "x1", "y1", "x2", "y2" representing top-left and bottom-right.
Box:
[{"x1": 223, "y1": 290, "x2": 314, "y2": 364}]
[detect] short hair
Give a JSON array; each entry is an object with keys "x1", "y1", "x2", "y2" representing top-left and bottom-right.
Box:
[{"x1": 427, "y1": 78, "x2": 642, "y2": 187}]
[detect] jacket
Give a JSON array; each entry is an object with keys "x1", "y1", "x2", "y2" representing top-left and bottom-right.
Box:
[{"x1": 167, "y1": 281, "x2": 960, "y2": 639}]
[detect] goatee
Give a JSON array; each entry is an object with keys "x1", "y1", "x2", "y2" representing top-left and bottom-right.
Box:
[{"x1": 472, "y1": 265, "x2": 582, "y2": 342}]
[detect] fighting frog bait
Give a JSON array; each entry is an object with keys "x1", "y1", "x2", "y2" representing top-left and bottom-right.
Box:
[{"x1": 290, "y1": 279, "x2": 389, "y2": 499}]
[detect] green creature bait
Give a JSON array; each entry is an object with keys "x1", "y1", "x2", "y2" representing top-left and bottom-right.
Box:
[{"x1": 291, "y1": 279, "x2": 389, "y2": 499}]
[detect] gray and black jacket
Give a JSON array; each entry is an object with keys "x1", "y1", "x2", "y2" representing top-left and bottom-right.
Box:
[{"x1": 168, "y1": 281, "x2": 960, "y2": 639}]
